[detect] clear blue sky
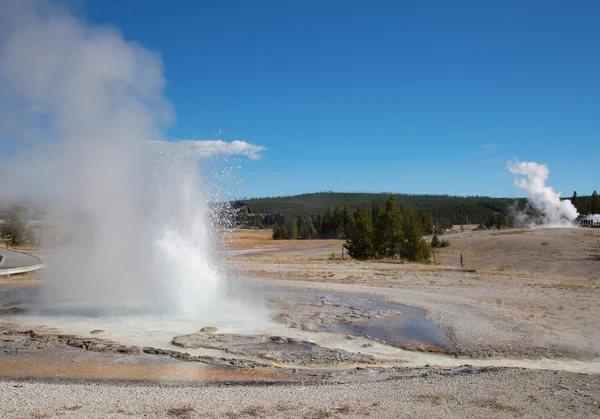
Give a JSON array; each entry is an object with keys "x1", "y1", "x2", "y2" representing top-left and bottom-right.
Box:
[{"x1": 73, "y1": 1, "x2": 600, "y2": 197}]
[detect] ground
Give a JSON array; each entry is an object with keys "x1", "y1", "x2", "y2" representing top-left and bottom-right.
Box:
[{"x1": 1, "y1": 227, "x2": 599, "y2": 418}]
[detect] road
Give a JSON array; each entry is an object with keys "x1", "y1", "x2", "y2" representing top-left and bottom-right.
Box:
[{"x1": 0, "y1": 247, "x2": 43, "y2": 273}]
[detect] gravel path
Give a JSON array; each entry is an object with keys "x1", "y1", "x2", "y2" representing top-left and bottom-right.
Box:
[
  {"x1": 1, "y1": 369, "x2": 599, "y2": 418},
  {"x1": 0, "y1": 248, "x2": 41, "y2": 270}
]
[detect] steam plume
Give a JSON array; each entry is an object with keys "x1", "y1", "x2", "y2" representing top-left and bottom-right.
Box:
[
  {"x1": 0, "y1": 0, "x2": 266, "y2": 323},
  {"x1": 508, "y1": 160, "x2": 578, "y2": 227}
]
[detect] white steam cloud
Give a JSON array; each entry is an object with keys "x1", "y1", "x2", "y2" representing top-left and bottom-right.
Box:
[
  {"x1": 0, "y1": 0, "x2": 268, "y2": 327},
  {"x1": 508, "y1": 160, "x2": 578, "y2": 227},
  {"x1": 155, "y1": 139, "x2": 267, "y2": 160}
]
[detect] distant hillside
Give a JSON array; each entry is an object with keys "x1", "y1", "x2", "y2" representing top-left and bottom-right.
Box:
[{"x1": 242, "y1": 192, "x2": 529, "y2": 226}]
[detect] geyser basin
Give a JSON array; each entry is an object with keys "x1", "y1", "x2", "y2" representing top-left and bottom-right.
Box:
[
  {"x1": 5, "y1": 285, "x2": 453, "y2": 363},
  {"x1": 263, "y1": 289, "x2": 453, "y2": 352},
  {"x1": 3, "y1": 282, "x2": 600, "y2": 384}
]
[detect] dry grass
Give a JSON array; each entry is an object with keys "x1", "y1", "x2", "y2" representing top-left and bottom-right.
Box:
[
  {"x1": 307, "y1": 408, "x2": 334, "y2": 419},
  {"x1": 153, "y1": 404, "x2": 196, "y2": 419},
  {"x1": 416, "y1": 393, "x2": 453, "y2": 405},
  {"x1": 333, "y1": 405, "x2": 353, "y2": 414},
  {"x1": 472, "y1": 396, "x2": 522, "y2": 415},
  {"x1": 27, "y1": 411, "x2": 54, "y2": 419},
  {"x1": 225, "y1": 405, "x2": 268, "y2": 418},
  {"x1": 220, "y1": 229, "x2": 273, "y2": 247},
  {"x1": 491, "y1": 229, "x2": 530, "y2": 236}
]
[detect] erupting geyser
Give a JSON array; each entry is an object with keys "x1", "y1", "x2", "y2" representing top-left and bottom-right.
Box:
[
  {"x1": 508, "y1": 160, "x2": 578, "y2": 227},
  {"x1": 0, "y1": 0, "x2": 266, "y2": 325}
]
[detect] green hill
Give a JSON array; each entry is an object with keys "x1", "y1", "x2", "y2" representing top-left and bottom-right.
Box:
[{"x1": 241, "y1": 192, "x2": 529, "y2": 226}]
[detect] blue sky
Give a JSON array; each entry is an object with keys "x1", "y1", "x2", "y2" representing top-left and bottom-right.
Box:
[{"x1": 52, "y1": 1, "x2": 600, "y2": 197}]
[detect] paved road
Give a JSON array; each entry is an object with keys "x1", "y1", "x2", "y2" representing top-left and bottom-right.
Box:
[{"x1": 0, "y1": 247, "x2": 42, "y2": 269}]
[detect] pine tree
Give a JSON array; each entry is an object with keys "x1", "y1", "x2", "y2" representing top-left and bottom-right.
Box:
[
  {"x1": 0, "y1": 206, "x2": 30, "y2": 247},
  {"x1": 333, "y1": 205, "x2": 344, "y2": 238},
  {"x1": 402, "y1": 210, "x2": 431, "y2": 262},
  {"x1": 342, "y1": 204, "x2": 354, "y2": 236},
  {"x1": 371, "y1": 200, "x2": 384, "y2": 255},
  {"x1": 284, "y1": 215, "x2": 298, "y2": 239},
  {"x1": 571, "y1": 191, "x2": 578, "y2": 210},
  {"x1": 592, "y1": 191, "x2": 600, "y2": 214},
  {"x1": 280, "y1": 225, "x2": 289, "y2": 239},
  {"x1": 381, "y1": 195, "x2": 404, "y2": 257},
  {"x1": 272, "y1": 224, "x2": 281, "y2": 240},
  {"x1": 344, "y1": 205, "x2": 376, "y2": 260},
  {"x1": 298, "y1": 222, "x2": 311, "y2": 240},
  {"x1": 320, "y1": 207, "x2": 335, "y2": 237}
]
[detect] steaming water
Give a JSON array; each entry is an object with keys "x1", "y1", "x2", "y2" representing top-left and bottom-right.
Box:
[
  {"x1": 0, "y1": 0, "x2": 270, "y2": 330},
  {"x1": 508, "y1": 160, "x2": 578, "y2": 227}
]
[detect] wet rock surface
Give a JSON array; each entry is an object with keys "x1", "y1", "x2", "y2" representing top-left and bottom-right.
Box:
[
  {"x1": 0, "y1": 326, "x2": 272, "y2": 369},
  {"x1": 265, "y1": 290, "x2": 453, "y2": 352},
  {"x1": 199, "y1": 327, "x2": 219, "y2": 333},
  {"x1": 172, "y1": 332, "x2": 375, "y2": 365}
]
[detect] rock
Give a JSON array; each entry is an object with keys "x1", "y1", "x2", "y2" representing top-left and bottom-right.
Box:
[
  {"x1": 200, "y1": 327, "x2": 219, "y2": 333},
  {"x1": 272, "y1": 313, "x2": 292, "y2": 325},
  {"x1": 90, "y1": 330, "x2": 106, "y2": 335}
]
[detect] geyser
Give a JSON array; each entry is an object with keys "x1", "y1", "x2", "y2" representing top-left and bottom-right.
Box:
[
  {"x1": 0, "y1": 0, "x2": 266, "y2": 324},
  {"x1": 508, "y1": 160, "x2": 578, "y2": 227}
]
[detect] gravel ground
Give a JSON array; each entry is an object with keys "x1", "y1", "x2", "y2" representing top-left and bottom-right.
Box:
[
  {"x1": 1, "y1": 369, "x2": 599, "y2": 418},
  {"x1": 258, "y1": 278, "x2": 598, "y2": 359}
]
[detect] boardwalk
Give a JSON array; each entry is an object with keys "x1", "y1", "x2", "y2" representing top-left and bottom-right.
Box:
[{"x1": 0, "y1": 247, "x2": 44, "y2": 275}]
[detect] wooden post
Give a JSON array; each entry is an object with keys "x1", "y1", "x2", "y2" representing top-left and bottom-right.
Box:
[
  {"x1": 460, "y1": 253, "x2": 464, "y2": 268},
  {"x1": 431, "y1": 248, "x2": 437, "y2": 265}
]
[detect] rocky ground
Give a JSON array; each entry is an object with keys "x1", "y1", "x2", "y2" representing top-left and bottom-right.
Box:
[
  {"x1": 1, "y1": 369, "x2": 599, "y2": 418},
  {"x1": 0, "y1": 228, "x2": 599, "y2": 417}
]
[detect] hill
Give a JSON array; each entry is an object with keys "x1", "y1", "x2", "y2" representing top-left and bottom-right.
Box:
[{"x1": 241, "y1": 192, "x2": 527, "y2": 226}]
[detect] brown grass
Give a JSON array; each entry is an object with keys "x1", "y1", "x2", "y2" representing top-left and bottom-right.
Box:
[
  {"x1": 491, "y1": 229, "x2": 530, "y2": 236},
  {"x1": 307, "y1": 408, "x2": 334, "y2": 419},
  {"x1": 225, "y1": 405, "x2": 268, "y2": 418},
  {"x1": 334, "y1": 405, "x2": 353, "y2": 414},
  {"x1": 153, "y1": 404, "x2": 196, "y2": 419},
  {"x1": 472, "y1": 396, "x2": 522, "y2": 415},
  {"x1": 417, "y1": 393, "x2": 453, "y2": 405}
]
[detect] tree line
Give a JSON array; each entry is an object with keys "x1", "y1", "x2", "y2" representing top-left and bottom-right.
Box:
[
  {"x1": 572, "y1": 191, "x2": 600, "y2": 214},
  {"x1": 273, "y1": 196, "x2": 432, "y2": 262},
  {"x1": 0, "y1": 206, "x2": 39, "y2": 247}
]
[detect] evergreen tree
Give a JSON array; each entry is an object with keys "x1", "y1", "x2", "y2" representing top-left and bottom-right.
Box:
[
  {"x1": 320, "y1": 206, "x2": 335, "y2": 237},
  {"x1": 381, "y1": 195, "x2": 404, "y2": 257},
  {"x1": 419, "y1": 210, "x2": 434, "y2": 235},
  {"x1": 344, "y1": 205, "x2": 376, "y2": 260},
  {"x1": 298, "y1": 222, "x2": 311, "y2": 240},
  {"x1": 592, "y1": 191, "x2": 600, "y2": 214},
  {"x1": 402, "y1": 210, "x2": 431, "y2": 262},
  {"x1": 0, "y1": 206, "x2": 32, "y2": 247},
  {"x1": 333, "y1": 205, "x2": 344, "y2": 238},
  {"x1": 431, "y1": 234, "x2": 440, "y2": 248},
  {"x1": 371, "y1": 200, "x2": 384, "y2": 255},
  {"x1": 342, "y1": 204, "x2": 354, "y2": 235},
  {"x1": 571, "y1": 191, "x2": 578, "y2": 210},
  {"x1": 280, "y1": 224, "x2": 289, "y2": 239},
  {"x1": 272, "y1": 224, "x2": 283, "y2": 239},
  {"x1": 284, "y1": 215, "x2": 298, "y2": 239}
]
